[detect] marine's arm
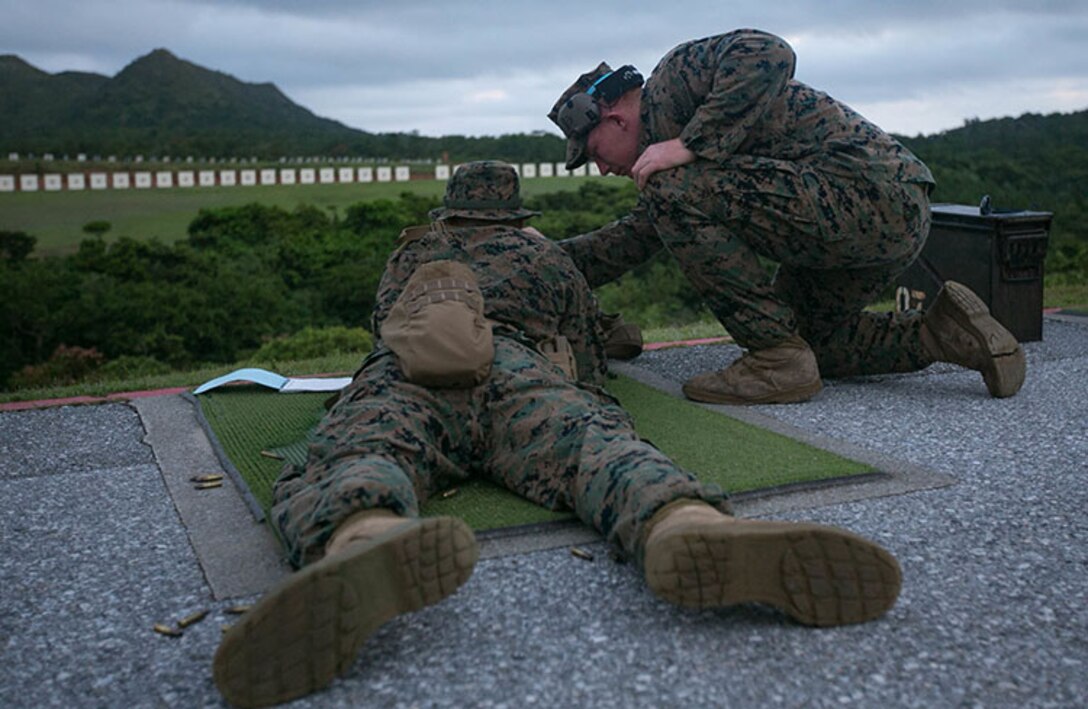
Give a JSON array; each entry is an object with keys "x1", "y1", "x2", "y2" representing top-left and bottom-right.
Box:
[
  {"x1": 370, "y1": 246, "x2": 422, "y2": 335},
  {"x1": 630, "y1": 138, "x2": 695, "y2": 190},
  {"x1": 557, "y1": 265, "x2": 610, "y2": 385},
  {"x1": 557, "y1": 199, "x2": 663, "y2": 289},
  {"x1": 519, "y1": 228, "x2": 611, "y2": 384}
]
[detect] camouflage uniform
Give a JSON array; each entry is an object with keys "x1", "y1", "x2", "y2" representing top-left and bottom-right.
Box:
[
  {"x1": 271, "y1": 164, "x2": 729, "y2": 569},
  {"x1": 558, "y1": 30, "x2": 938, "y2": 377}
]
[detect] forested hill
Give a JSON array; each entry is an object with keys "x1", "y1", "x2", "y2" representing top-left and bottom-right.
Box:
[
  {"x1": 0, "y1": 50, "x2": 566, "y2": 163},
  {"x1": 898, "y1": 109, "x2": 1087, "y2": 243}
]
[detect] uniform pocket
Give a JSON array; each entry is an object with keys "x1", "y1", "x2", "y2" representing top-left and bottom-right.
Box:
[{"x1": 380, "y1": 260, "x2": 495, "y2": 388}]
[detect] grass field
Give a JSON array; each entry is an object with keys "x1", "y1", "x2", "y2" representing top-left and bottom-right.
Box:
[{"x1": 0, "y1": 176, "x2": 597, "y2": 256}]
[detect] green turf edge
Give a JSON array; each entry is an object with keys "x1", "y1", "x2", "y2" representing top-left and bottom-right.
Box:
[{"x1": 603, "y1": 375, "x2": 874, "y2": 493}]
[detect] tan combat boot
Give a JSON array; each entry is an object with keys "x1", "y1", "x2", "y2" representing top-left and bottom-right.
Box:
[
  {"x1": 922, "y1": 281, "x2": 1026, "y2": 398},
  {"x1": 214, "y1": 510, "x2": 478, "y2": 708},
  {"x1": 600, "y1": 312, "x2": 644, "y2": 360},
  {"x1": 682, "y1": 334, "x2": 822, "y2": 405},
  {"x1": 642, "y1": 500, "x2": 901, "y2": 627}
]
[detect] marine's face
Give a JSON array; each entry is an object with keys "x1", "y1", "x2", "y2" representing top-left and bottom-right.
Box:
[{"x1": 586, "y1": 115, "x2": 640, "y2": 178}]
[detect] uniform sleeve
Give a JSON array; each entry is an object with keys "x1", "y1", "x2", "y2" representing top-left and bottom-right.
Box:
[
  {"x1": 554, "y1": 256, "x2": 610, "y2": 385},
  {"x1": 371, "y1": 248, "x2": 419, "y2": 334},
  {"x1": 676, "y1": 30, "x2": 796, "y2": 162},
  {"x1": 558, "y1": 199, "x2": 663, "y2": 289}
]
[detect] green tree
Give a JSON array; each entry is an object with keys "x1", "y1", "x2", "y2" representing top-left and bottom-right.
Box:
[
  {"x1": 82, "y1": 220, "x2": 112, "y2": 237},
  {"x1": 0, "y1": 230, "x2": 36, "y2": 263}
]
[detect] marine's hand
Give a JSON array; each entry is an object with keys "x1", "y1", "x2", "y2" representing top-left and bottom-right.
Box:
[{"x1": 630, "y1": 138, "x2": 695, "y2": 189}]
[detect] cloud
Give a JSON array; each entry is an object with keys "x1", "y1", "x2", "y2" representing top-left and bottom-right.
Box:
[
  {"x1": 2, "y1": 0, "x2": 1086, "y2": 138},
  {"x1": 855, "y1": 76, "x2": 1088, "y2": 138},
  {"x1": 466, "y1": 90, "x2": 509, "y2": 104}
]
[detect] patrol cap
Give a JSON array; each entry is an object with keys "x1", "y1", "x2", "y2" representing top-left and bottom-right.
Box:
[
  {"x1": 548, "y1": 63, "x2": 644, "y2": 170},
  {"x1": 429, "y1": 160, "x2": 540, "y2": 222}
]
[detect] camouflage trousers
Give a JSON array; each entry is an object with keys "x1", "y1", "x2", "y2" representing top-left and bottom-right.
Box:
[
  {"x1": 644, "y1": 157, "x2": 934, "y2": 376},
  {"x1": 271, "y1": 337, "x2": 729, "y2": 568}
]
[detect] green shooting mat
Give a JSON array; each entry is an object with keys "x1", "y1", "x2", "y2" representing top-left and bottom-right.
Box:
[{"x1": 192, "y1": 374, "x2": 874, "y2": 530}]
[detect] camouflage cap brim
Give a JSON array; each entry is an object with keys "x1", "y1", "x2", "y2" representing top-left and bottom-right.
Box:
[
  {"x1": 565, "y1": 139, "x2": 589, "y2": 171},
  {"x1": 549, "y1": 62, "x2": 614, "y2": 171}
]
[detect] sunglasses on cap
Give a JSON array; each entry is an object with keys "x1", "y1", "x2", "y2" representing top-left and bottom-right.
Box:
[{"x1": 556, "y1": 65, "x2": 644, "y2": 138}]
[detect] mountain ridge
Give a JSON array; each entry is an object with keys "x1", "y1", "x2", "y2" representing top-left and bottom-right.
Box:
[{"x1": 0, "y1": 49, "x2": 376, "y2": 158}]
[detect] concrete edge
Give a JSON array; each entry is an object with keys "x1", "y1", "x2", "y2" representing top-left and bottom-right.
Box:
[
  {"x1": 476, "y1": 520, "x2": 602, "y2": 560},
  {"x1": 181, "y1": 391, "x2": 267, "y2": 523},
  {"x1": 1044, "y1": 311, "x2": 1088, "y2": 326},
  {"x1": 133, "y1": 395, "x2": 290, "y2": 600}
]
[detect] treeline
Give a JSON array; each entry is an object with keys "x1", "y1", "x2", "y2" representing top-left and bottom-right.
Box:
[
  {"x1": 900, "y1": 110, "x2": 1088, "y2": 248},
  {"x1": 9, "y1": 126, "x2": 567, "y2": 167},
  {"x1": 3, "y1": 175, "x2": 1086, "y2": 391},
  {"x1": 354, "y1": 132, "x2": 565, "y2": 165},
  {"x1": 0, "y1": 195, "x2": 425, "y2": 389}
]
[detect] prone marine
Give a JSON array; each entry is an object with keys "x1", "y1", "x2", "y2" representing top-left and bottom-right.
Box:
[{"x1": 212, "y1": 161, "x2": 903, "y2": 707}]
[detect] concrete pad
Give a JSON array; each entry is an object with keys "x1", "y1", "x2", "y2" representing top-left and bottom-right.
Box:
[
  {"x1": 133, "y1": 395, "x2": 289, "y2": 599},
  {"x1": 127, "y1": 315, "x2": 1083, "y2": 603},
  {"x1": 148, "y1": 357, "x2": 950, "y2": 593},
  {"x1": 0, "y1": 403, "x2": 153, "y2": 479},
  {"x1": 0, "y1": 464, "x2": 217, "y2": 707},
  {"x1": 1, "y1": 314, "x2": 1085, "y2": 707}
]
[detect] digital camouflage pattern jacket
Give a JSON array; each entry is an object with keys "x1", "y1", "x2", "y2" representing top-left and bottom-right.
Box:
[
  {"x1": 561, "y1": 29, "x2": 936, "y2": 287},
  {"x1": 372, "y1": 223, "x2": 610, "y2": 385}
]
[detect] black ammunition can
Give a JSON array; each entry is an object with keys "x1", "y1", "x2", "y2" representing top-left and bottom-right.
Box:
[{"x1": 896, "y1": 202, "x2": 1052, "y2": 341}]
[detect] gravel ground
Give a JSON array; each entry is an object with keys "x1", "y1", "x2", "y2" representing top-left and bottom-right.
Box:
[{"x1": 1, "y1": 316, "x2": 1084, "y2": 708}]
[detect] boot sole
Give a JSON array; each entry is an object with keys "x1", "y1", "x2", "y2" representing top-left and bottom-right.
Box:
[
  {"x1": 213, "y1": 516, "x2": 478, "y2": 708},
  {"x1": 682, "y1": 377, "x2": 823, "y2": 405},
  {"x1": 937, "y1": 282, "x2": 1026, "y2": 397},
  {"x1": 645, "y1": 520, "x2": 901, "y2": 626}
]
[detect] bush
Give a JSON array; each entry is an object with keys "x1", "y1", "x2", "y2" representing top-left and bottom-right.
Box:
[
  {"x1": 594, "y1": 256, "x2": 711, "y2": 328},
  {"x1": 250, "y1": 326, "x2": 374, "y2": 363},
  {"x1": 0, "y1": 230, "x2": 36, "y2": 263},
  {"x1": 1047, "y1": 240, "x2": 1088, "y2": 284},
  {"x1": 93, "y1": 355, "x2": 173, "y2": 381},
  {"x1": 9, "y1": 345, "x2": 105, "y2": 390},
  {"x1": 82, "y1": 220, "x2": 112, "y2": 236}
]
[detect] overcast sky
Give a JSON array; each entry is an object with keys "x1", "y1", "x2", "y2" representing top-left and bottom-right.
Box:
[{"x1": 4, "y1": 0, "x2": 1087, "y2": 139}]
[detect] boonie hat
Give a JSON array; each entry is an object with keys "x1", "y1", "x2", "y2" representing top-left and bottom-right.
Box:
[
  {"x1": 429, "y1": 160, "x2": 540, "y2": 222},
  {"x1": 548, "y1": 63, "x2": 644, "y2": 170}
]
